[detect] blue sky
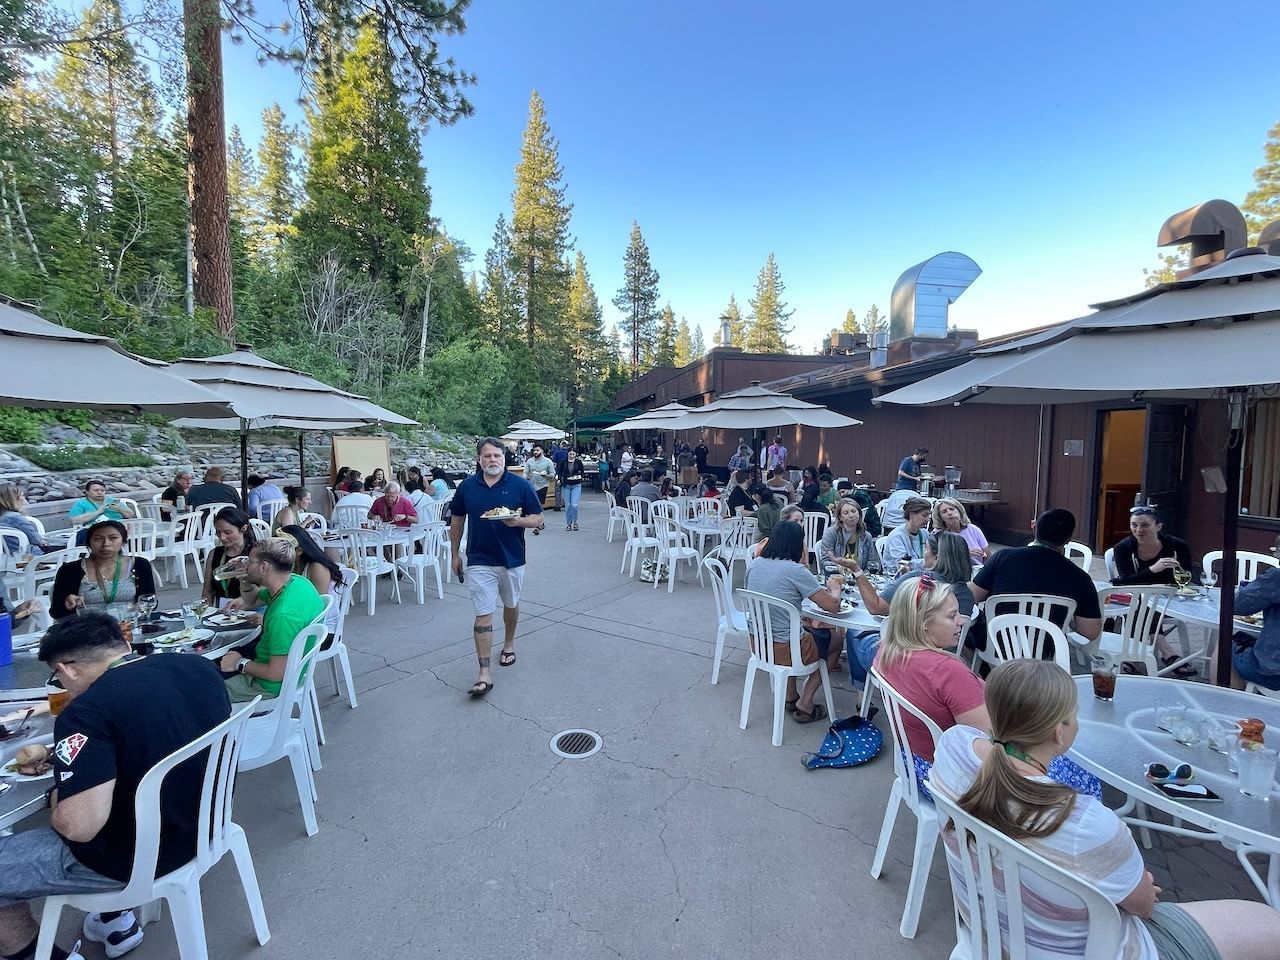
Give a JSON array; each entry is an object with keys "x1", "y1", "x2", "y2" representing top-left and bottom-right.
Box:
[{"x1": 223, "y1": 1, "x2": 1277, "y2": 351}]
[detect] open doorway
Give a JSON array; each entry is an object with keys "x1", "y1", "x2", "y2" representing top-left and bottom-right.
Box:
[{"x1": 1095, "y1": 409, "x2": 1145, "y2": 549}]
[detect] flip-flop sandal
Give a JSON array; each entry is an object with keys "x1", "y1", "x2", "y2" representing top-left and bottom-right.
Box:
[
  {"x1": 467, "y1": 681, "x2": 494, "y2": 698},
  {"x1": 785, "y1": 697, "x2": 800, "y2": 713},
  {"x1": 499, "y1": 650, "x2": 517, "y2": 667},
  {"x1": 793, "y1": 703, "x2": 828, "y2": 724}
]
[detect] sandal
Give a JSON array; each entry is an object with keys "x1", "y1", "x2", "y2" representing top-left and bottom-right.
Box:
[
  {"x1": 785, "y1": 697, "x2": 800, "y2": 713},
  {"x1": 1161, "y1": 656, "x2": 1198, "y2": 678},
  {"x1": 467, "y1": 680, "x2": 494, "y2": 698},
  {"x1": 499, "y1": 649, "x2": 516, "y2": 667},
  {"x1": 793, "y1": 703, "x2": 828, "y2": 724}
]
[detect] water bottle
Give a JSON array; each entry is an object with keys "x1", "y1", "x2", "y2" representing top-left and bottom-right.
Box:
[{"x1": 176, "y1": 495, "x2": 187, "y2": 512}]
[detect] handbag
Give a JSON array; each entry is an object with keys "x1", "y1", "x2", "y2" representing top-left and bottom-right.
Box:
[
  {"x1": 638, "y1": 558, "x2": 668, "y2": 583},
  {"x1": 802, "y1": 714, "x2": 883, "y2": 770}
]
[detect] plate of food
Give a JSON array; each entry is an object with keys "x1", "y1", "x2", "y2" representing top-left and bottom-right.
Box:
[
  {"x1": 481, "y1": 507, "x2": 522, "y2": 520},
  {"x1": 1235, "y1": 613, "x2": 1264, "y2": 627},
  {"x1": 1176, "y1": 587, "x2": 1200, "y2": 598},
  {"x1": 155, "y1": 627, "x2": 215, "y2": 646},
  {"x1": 839, "y1": 599, "x2": 857, "y2": 613},
  {"x1": 204, "y1": 612, "x2": 254, "y2": 629},
  {"x1": 1, "y1": 743, "x2": 55, "y2": 781}
]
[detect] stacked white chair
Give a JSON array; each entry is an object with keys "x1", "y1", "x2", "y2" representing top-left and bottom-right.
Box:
[
  {"x1": 239, "y1": 621, "x2": 327, "y2": 836},
  {"x1": 34, "y1": 700, "x2": 270, "y2": 960},
  {"x1": 736, "y1": 588, "x2": 836, "y2": 747},
  {"x1": 869, "y1": 667, "x2": 944, "y2": 939},
  {"x1": 702, "y1": 555, "x2": 748, "y2": 684}
]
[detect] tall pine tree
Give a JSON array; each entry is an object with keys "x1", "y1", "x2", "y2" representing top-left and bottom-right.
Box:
[
  {"x1": 690, "y1": 323, "x2": 706, "y2": 358},
  {"x1": 566, "y1": 250, "x2": 607, "y2": 414},
  {"x1": 254, "y1": 104, "x2": 300, "y2": 259},
  {"x1": 1242, "y1": 120, "x2": 1280, "y2": 245},
  {"x1": 863, "y1": 303, "x2": 886, "y2": 341},
  {"x1": 842, "y1": 308, "x2": 860, "y2": 334},
  {"x1": 480, "y1": 213, "x2": 520, "y2": 343},
  {"x1": 745, "y1": 253, "x2": 793, "y2": 353},
  {"x1": 720, "y1": 293, "x2": 745, "y2": 347},
  {"x1": 673, "y1": 316, "x2": 692, "y2": 366},
  {"x1": 612, "y1": 221, "x2": 660, "y2": 376},
  {"x1": 652, "y1": 304, "x2": 677, "y2": 367}
]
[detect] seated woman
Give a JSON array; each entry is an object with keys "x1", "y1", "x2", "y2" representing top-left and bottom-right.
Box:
[
  {"x1": 765, "y1": 467, "x2": 795, "y2": 503},
  {"x1": 872, "y1": 577, "x2": 1099, "y2": 801},
  {"x1": 0, "y1": 482, "x2": 58, "y2": 553},
  {"x1": 820, "y1": 498, "x2": 878, "y2": 574},
  {"x1": 932, "y1": 497, "x2": 988, "y2": 564},
  {"x1": 932, "y1": 658, "x2": 1280, "y2": 960},
  {"x1": 280, "y1": 524, "x2": 348, "y2": 646},
  {"x1": 796, "y1": 466, "x2": 822, "y2": 512},
  {"x1": 68, "y1": 478, "x2": 135, "y2": 528},
  {"x1": 1110, "y1": 505, "x2": 1196, "y2": 676},
  {"x1": 158, "y1": 468, "x2": 194, "y2": 520},
  {"x1": 751, "y1": 483, "x2": 781, "y2": 541},
  {"x1": 723, "y1": 470, "x2": 755, "y2": 517},
  {"x1": 743, "y1": 520, "x2": 846, "y2": 723},
  {"x1": 428, "y1": 467, "x2": 453, "y2": 502},
  {"x1": 272, "y1": 485, "x2": 320, "y2": 534},
  {"x1": 403, "y1": 465, "x2": 425, "y2": 494},
  {"x1": 202, "y1": 507, "x2": 258, "y2": 609},
  {"x1": 367, "y1": 468, "x2": 387, "y2": 492},
  {"x1": 882, "y1": 496, "x2": 931, "y2": 568},
  {"x1": 700, "y1": 478, "x2": 720, "y2": 500},
  {"x1": 51, "y1": 519, "x2": 156, "y2": 619}
]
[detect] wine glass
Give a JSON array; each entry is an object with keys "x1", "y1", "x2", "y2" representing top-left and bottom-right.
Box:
[
  {"x1": 137, "y1": 594, "x2": 158, "y2": 621},
  {"x1": 1172, "y1": 562, "x2": 1191, "y2": 592}
]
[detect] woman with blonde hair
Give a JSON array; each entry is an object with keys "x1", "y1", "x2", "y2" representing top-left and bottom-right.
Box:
[
  {"x1": 931, "y1": 659, "x2": 1280, "y2": 960},
  {"x1": 931, "y1": 496, "x2": 988, "y2": 564},
  {"x1": 873, "y1": 576, "x2": 1098, "y2": 799},
  {"x1": 0, "y1": 482, "x2": 57, "y2": 553}
]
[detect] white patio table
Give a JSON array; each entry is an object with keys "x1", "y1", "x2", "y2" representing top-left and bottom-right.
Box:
[{"x1": 1068, "y1": 674, "x2": 1280, "y2": 905}]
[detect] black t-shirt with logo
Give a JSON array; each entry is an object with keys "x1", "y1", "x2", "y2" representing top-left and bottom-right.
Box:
[{"x1": 53, "y1": 654, "x2": 232, "y2": 881}]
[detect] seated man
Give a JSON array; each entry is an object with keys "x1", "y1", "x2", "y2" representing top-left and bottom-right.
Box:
[
  {"x1": 221, "y1": 537, "x2": 325, "y2": 702},
  {"x1": 185, "y1": 466, "x2": 243, "y2": 511},
  {"x1": 969, "y1": 508, "x2": 1103, "y2": 654},
  {"x1": 331, "y1": 479, "x2": 374, "y2": 523},
  {"x1": 245, "y1": 474, "x2": 286, "y2": 520},
  {"x1": 1231, "y1": 534, "x2": 1280, "y2": 690},
  {"x1": 0, "y1": 612, "x2": 230, "y2": 960},
  {"x1": 627, "y1": 470, "x2": 661, "y2": 523}
]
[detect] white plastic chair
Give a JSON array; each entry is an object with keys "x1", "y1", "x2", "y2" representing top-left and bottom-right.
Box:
[
  {"x1": 929, "y1": 784, "x2": 1124, "y2": 960},
  {"x1": 1103, "y1": 547, "x2": 1118, "y2": 580},
  {"x1": 736, "y1": 588, "x2": 836, "y2": 747},
  {"x1": 974, "y1": 594, "x2": 1079, "y2": 674},
  {"x1": 626, "y1": 495, "x2": 654, "y2": 532},
  {"x1": 415, "y1": 499, "x2": 445, "y2": 525},
  {"x1": 691, "y1": 497, "x2": 723, "y2": 523},
  {"x1": 874, "y1": 534, "x2": 893, "y2": 572},
  {"x1": 238, "y1": 621, "x2": 326, "y2": 837},
  {"x1": 332, "y1": 503, "x2": 369, "y2": 531},
  {"x1": 153, "y1": 512, "x2": 203, "y2": 589},
  {"x1": 651, "y1": 516, "x2": 700, "y2": 592},
  {"x1": 716, "y1": 516, "x2": 758, "y2": 583},
  {"x1": 1096, "y1": 586, "x2": 1180, "y2": 676},
  {"x1": 35, "y1": 700, "x2": 269, "y2": 960},
  {"x1": 310, "y1": 566, "x2": 360, "y2": 748},
  {"x1": 254, "y1": 497, "x2": 288, "y2": 524},
  {"x1": 248, "y1": 518, "x2": 271, "y2": 542},
  {"x1": 1202, "y1": 549, "x2": 1279, "y2": 586},
  {"x1": 298, "y1": 511, "x2": 329, "y2": 534},
  {"x1": 604, "y1": 491, "x2": 627, "y2": 542},
  {"x1": 396, "y1": 522, "x2": 445, "y2": 602},
  {"x1": 985, "y1": 614, "x2": 1071, "y2": 671},
  {"x1": 648, "y1": 499, "x2": 678, "y2": 525},
  {"x1": 337, "y1": 529, "x2": 401, "y2": 615},
  {"x1": 801, "y1": 511, "x2": 828, "y2": 572},
  {"x1": 869, "y1": 667, "x2": 944, "y2": 939},
  {"x1": 703, "y1": 555, "x2": 748, "y2": 685},
  {"x1": 619, "y1": 509, "x2": 660, "y2": 579},
  {"x1": 1064, "y1": 540, "x2": 1093, "y2": 572}
]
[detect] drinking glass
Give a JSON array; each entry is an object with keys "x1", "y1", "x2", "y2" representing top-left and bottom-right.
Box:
[
  {"x1": 1238, "y1": 746, "x2": 1278, "y2": 799},
  {"x1": 1173, "y1": 712, "x2": 1206, "y2": 747},
  {"x1": 1207, "y1": 719, "x2": 1238, "y2": 754},
  {"x1": 1090, "y1": 656, "x2": 1118, "y2": 701},
  {"x1": 46, "y1": 681, "x2": 69, "y2": 717},
  {"x1": 137, "y1": 594, "x2": 158, "y2": 621},
  {"x1": 181, "y1": 603, "x2": 198, "y2": 630},
  {"x1": 1155, "y1": 702, "x2": 1187, "y2": 733}
]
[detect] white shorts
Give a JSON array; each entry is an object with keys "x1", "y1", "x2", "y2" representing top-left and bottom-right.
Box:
[{"x1": 466, "y1": 564, "x2": 525, "y2": 617}]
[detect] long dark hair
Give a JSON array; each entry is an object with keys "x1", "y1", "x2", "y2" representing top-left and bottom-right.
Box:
[
  {"x1": 281, "y1": 524, "x2": 344, "y2": 586},
  {"x1": 760, "y1": 520, "x2": 805, "y2": 563},
  {"x1": 215, "y1": 507, "x2": 257, "y2": 550}
]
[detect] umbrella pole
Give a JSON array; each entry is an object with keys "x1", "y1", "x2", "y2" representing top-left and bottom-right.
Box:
[
  {"x1": 239, "y1": 421, "x2": 249, "y2": 507},
  {"x1": 1214, "y1": 390, "x2": 1246, "y2": 687},
  {"x1": 298, "y1": 432, "x2": 306, "y2": 487}
]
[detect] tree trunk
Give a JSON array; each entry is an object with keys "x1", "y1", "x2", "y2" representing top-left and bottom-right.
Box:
[
  {"x1": 183, "y1": 0, "x2": 235, "y2": 338},
  {"x1": 417, "y1": 277, "x2": 432, "y2": 369}
]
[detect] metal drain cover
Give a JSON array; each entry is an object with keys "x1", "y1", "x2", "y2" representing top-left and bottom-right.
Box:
[{"x1": 550, "y1": 729, "x2": 602, "y2": 759}]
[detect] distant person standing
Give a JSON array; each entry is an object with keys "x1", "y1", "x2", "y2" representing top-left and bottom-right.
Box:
[
  {"x1": 450, "y1": 438, "x2": 544, "y2": 698},
  {"x1": 766, "y1": 436, "x2": 788, "y2": 472},
  {"x1": 895, "y1": 447, "x2": 929, "y2": 491},
  {"x1": 523, "y1": 444, "x2": 556, "y2": 514},
  {"x1": 693, "y1": 440, "x2": 709, "y2": 475},
  {"x1": 551, "y1": 440, "x2": 570, "y2": 510},
  {"x1": 619, "y1": 444, "x2": 634, "y2": 476},
  {"x1": 557, "y1": 448, "x2": 587, "y2": 531}
]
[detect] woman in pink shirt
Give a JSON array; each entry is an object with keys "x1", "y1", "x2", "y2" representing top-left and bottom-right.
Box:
[{"x1": 367, "y1": 481, "x2": 418, "y2": 527}]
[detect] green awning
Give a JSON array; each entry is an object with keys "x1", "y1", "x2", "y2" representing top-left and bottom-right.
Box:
[{"x1": 571, "y1": 408, "x2": 643, "y2": 429}]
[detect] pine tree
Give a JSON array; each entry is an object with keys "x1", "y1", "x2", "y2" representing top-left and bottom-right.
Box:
[
  {"x1": 566, "y1": 250, "x2": 607, "y2": 413},
  {"x1": 721, "y1": 294, "x2": 745, "y2": 347},
  {"x1": 510, "y1": 90, "x2": 572, "y2": 364},
  {"x1": 254, "y1": 104, "x2": 300, "y2": 258},
  {"x1": 842, "y1": 308, "x2": 860, "y2": 334},
  {"x1": 691, "y1": 323, "x2": 706, "y2": 358},
  {"x1": 1242, "y1": 120, "x2": 1280, "y2": 245},
  {"x1": 673, "y1": 316, "x2": 692, "y2": 366},
  {"x1": 612, "y1": 221, "x2": 661, "y2": 376},
  {"x1": 652, "y1": 304, "x2": 677, "y2": 367},
  {"x1": 296, "y1": 19, "x2": 431, "y2": 291},
  {"x1": 745, "y1": 253, "x2": 793, "y2": 353},
  {"x1": 863, "y1": 303, "x2": 886, "y2": 341},
  {"x1": 226, "y1": 125, "x2": 259, "y2": 228},
  {"x1": 480, "y1": 214, "x2": 520, "y2": 344}
]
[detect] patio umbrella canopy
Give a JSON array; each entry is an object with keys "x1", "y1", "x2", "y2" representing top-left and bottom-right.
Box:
[
  {"x1": 605, "y1": 401, "x2": 695, "y2": 432},
  {"x1": 0, "y1": 300, "x2": 233, "y2": 419},
  {"x1": 502, "y1": 419, "x2": 566, "y2": 441},
  {"x1": 674, "y1": 383, "x2": 863, "y2": 430}
]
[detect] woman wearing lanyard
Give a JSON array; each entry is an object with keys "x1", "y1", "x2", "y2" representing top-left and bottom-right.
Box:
[
  {"x1": 882, "y1": 496, "x2": 931, "y2": 573},
  {"x1": 50, "y1": 519, "x2": 156, "y2": 618}
]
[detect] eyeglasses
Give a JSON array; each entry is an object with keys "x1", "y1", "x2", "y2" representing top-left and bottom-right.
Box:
[
  {"x1": 914, "y1": 574, "x2": 937, "y2": 607},
  {"x1": 1129, "y1": 506, "x2": 1157, "y2": 516},
  {"x1": 1145, "y1": 761, "x2": 1194, "y2": 785}
]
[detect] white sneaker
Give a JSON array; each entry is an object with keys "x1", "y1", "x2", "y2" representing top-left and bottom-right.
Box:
[
  {"x1": 67, "y1": 939, "x2": 87, "y2": 960},
  {"x1": 83, "y1": 910, "x2": 144, "y2": 958}
]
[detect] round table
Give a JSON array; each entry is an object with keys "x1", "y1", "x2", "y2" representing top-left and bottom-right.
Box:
[
  {"x1": 801, "y1": 597, "x2": 884, "y2": 633},
  {"x1": 1161, "y1": 587, "x2": 1264, "y2": 636},
  {"x1": 1069, "y1": 674, "x2": 1280, "y2": 904}
]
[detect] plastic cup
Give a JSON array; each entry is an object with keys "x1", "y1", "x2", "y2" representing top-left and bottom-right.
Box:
[
  {"x1": 1090, "y1": 656, "x2": 1118, "y2": 701},
  {"x1": 1238, "y1": 746, "x2": 1278, "y2": 799},
  {"x1": 1156, "y1": 702, "x2": 1186, "y2": 733},
  {"x1": 46, "y1": 683, "x2": 69, "y2": 717},
  {"x1": 1173, "y1": 713, "x2": 1205, "y2": 747},
  {"x1": 181, "y1": 603, "x2": 198, "y2": 630}
]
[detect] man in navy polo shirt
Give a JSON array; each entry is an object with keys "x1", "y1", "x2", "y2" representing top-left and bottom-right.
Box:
[{"x1": 449, "y1": 437, "x2": 544, "y2": 698}]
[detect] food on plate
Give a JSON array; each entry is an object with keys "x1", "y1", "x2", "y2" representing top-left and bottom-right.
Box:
[
  {"x1": 481, "y1": 506, "x2": 521, "y2": 520},
  {"x1": 158, "y1": 627, "x2": 196, "y2": 645},
  {"x1": 1236, "y1": 613, "x2": 1264, "y2": 626},
  {"x1": 13, "y1": 743, "x2": 52, "y2": 777}
]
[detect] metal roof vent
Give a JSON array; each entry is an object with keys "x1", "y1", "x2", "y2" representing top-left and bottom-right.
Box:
[
  {"x1": 889, "y1": 252, "x2": 982, "y2": 342},
  {"x1": 1157, "y1": 200, "x2": 1247, "y2": 278},
  {"x1": 1260, "y1": 221, "x2": 1280, "y2": 257}
]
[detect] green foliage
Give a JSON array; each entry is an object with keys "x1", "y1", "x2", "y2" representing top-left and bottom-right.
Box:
[
  {"x1": 745, "y1": 253, "x2": 793, "y2": 354},
  {"x1": 254, "y1": 104, "x2": 301, "y2": 259},
  {"x1": 652, "y1": 304, "x2": 676, "y2": 367},
  {"x1": 1143, "y1": 251, "x2": 1187, "y2": 289},
  {"x1": 613, "y1": 221, "x2": 661, "y2": 376},
  {"x1": 565, "y1": 251, "x2": 609, "y2": 415},
  {"x1": 863, "y1": 304, "x2": 886, "y2": 340},
  {"x1": 383, "y1": 339, "x2": 511, "y2": 435},
  {"x1": 0, "y1": 408, "x2": 46, "y2": 443},
  {"x1": 690, "y1": 323, "x2": 706, "y2": 358},
  {"x1": 1243, "y1": 120, "x2": 1280, "y2": 245},
  {"x1": 842, "y1": 308, "x2": 860, "y2": 335},
  {"x1": 721, "y1": 294, "x2": 745, "y2": 348},
  {"x1": 53, "y1": 410, "x2": 95, "y2": 430},
  {"x1": 673, "y1": 316, "x2": 692, "y2": 367},
  {"x1": 15, "y1": 443, "x2": 153, "y2": 470}
]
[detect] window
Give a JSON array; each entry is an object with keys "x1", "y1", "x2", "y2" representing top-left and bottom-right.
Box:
[{"x1": 1242, "y1": 398, "x2": 1280, "y2": 520}]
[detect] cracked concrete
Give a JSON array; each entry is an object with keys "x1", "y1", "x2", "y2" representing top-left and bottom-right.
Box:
[{"x1": 32, "y1": 488, "x2": 1261, "y2": 960}]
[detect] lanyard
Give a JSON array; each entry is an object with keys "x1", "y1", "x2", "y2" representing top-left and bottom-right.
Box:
[{"x1": 90, "y1": 555, "x2": 123, "y2": 604}]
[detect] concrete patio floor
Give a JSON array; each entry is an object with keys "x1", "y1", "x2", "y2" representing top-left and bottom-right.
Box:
[{"x1": 38, "y1": 490, "x2": 1264, "y2": 958}]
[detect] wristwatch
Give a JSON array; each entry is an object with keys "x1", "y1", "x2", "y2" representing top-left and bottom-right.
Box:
[{"x1": 235, "y1": 658, "x2": 250, "y2": 675}]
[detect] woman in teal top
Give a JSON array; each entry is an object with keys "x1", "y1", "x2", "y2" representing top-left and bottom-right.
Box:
[{"x1": 68, "y1": 478, "x2": 135, "y2": 527}]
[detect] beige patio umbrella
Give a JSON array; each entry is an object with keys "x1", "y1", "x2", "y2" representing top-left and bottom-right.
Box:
[
  {"x1": 0, "y1": 299, "x2": 233, "y2": 418},
  {"x1": 673, "y1": 382, "x2": 863, "y2": 430},
  {"x1": 604, "y1": 401, "x2": 695, "y2": 432},
  {"x1": 502, "y1": 419, "x2": 566, "y2": 441}
]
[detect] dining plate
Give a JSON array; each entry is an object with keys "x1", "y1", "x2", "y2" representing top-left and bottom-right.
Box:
[
  {"x1": 839, "y1": 600, "x2": 856, "y2": 613},
  {"x1": 481, "y1": 508, "x2": 521, "y2": 520},
  {"x1": 1, "y1": 743, "x2": 55, "y2": 781},
  {"x1": 1235, "y1": 614, "x2": 1264, "y2": 627},
  {"x1": 154, "y1": 628, "x2": 215, "y2": 646}
]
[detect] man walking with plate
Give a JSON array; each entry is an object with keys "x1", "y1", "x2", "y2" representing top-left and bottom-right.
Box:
[{"x1": 450, "y1": 438, "x2": 544, "y2": 698}]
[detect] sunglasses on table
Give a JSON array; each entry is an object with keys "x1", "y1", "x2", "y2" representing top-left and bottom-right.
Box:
[{"x1": 1145, "y1": 761, "x2": 1195, "y2": 785}]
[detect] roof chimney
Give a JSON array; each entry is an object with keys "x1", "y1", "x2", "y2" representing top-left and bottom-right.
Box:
[
  {"x1": 1157, "y1": 200, "x2": 1247, "y2": 278},
  {"x1": 889, "y1": 252, "x2": 982, "y2": 342},
  {"x1": 1260, "y1": 220, "x2": 1280, "y2": 257}
]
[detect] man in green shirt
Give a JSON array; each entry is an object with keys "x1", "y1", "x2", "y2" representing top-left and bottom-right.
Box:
[
  {"x1": 816, "y1": 474, "x2": 837, "y2": 508},
  {"x1": 220, "y1": 537, "x2": 325, "y2": 701}
]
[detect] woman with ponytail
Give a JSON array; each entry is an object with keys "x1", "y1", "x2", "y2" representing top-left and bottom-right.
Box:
[{"x1": 930, "y1": 659, "x2": 1280, "y2": 960}]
